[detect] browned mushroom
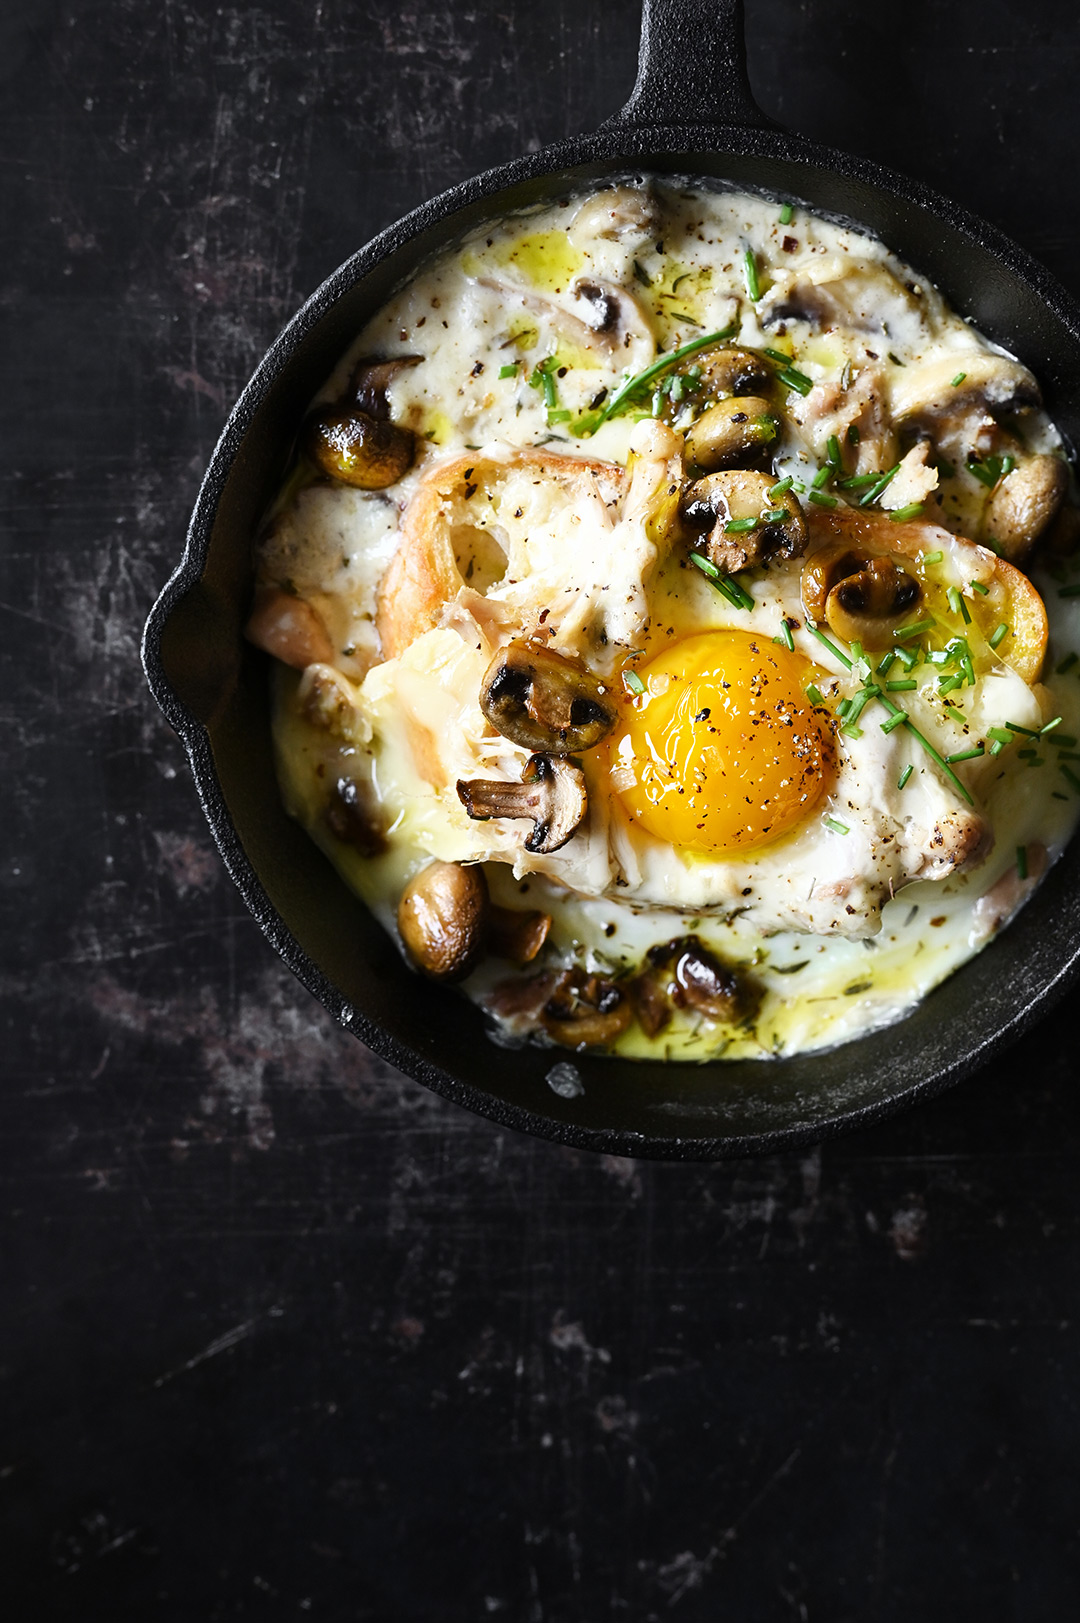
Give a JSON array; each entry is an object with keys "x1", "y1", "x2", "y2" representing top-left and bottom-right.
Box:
[
  {"x1": 646, "y1": 936, "x2": 759, "y2": 1024},
  {"x1": 689, "y1": 345, "x2": 772, "y2": 400},
  {"x1": 984, "y1": 455, "x2": 1068, "y2": 563},
  {"x1": 627, "y1": 970, "x2": 672, "y2": 1038},
  {"x1": 684, "y1": 396, "x2": 778, "y2": 473},
  {"x1": 397, "y1": 860, "x2": 489, "y2": 982},
  {"x1": 540, "y1": 969, "x2": 632, "y2": 1048},
  {"x1": 683, "y1": 470, "x2": 807, "y2": 573},
  {"x1": 801, "y1": 542, "x2": 922, "y2": 650},
  {"x1": 397, "y1": 859, "x2": 552, "y2": 980},
  {"x1": 244, "y1": 585, "x2": 334, "y2": 668},
  {"x1": 326, "y1": 777, "x2": 386, "y2": 857},
  {"x1": 303, "y1": 405, "x2": 414, "y2": 490},
  {"x1": 568, "y1": 185, "x2": 663, "y2": 244},
  {"x1": 479, "y1": 642, "x2": 617, "y2": 753},
  {"x1": 347, "y1": 354, "x2": 423, "y2": 419},
  {"x1": 571, "y1": 278, "x2": 657, "y2": 358},
  {"x1": 457, "y1": 754, "x2": 587, "y2": 854}
]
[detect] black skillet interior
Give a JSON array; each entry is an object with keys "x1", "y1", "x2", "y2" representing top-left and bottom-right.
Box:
[{"x1": 143, "y1": 0, "x2": 1080, "y2": 1158}]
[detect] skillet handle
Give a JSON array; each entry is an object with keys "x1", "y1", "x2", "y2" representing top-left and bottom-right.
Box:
[{"x1": 612, "y1": 0, "x2": 770, "y2": 130}]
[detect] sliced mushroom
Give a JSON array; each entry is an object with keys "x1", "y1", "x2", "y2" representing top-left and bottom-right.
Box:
[
  {"x1": 303, "y1": 405, "x2": 414, "y2": 489},
  {"x1": 572, "y1": 278, "x2": 657, "y2": 358},
  {"x1": 644, "y1": 937, "x2": 758, "y2": 1025},
  {"x1": 683, "y1": 470, "x2": 807, "y2": 573},
  {"x1": 627, "y1": 971, "x2": 672, "y2": 1038},
  {"x1": 480, "y1": 642, "x2": 617, "y2": 753},
  {"x1": 540, "y1": 969, "x2": 632, "y2": 1048},
  {"x1": 684, "y1": 396, "x2": 778, "y2": 472},
  {"x1": 398, "y1": 860, "x2": 489, "y2": 982},
  {"x1": 245, "y1": 586, "x2": 334, "y2": 668},
  {"x1": 892, "y1": 353, "x2": 1041, "y2": 436},
  {"x1": 347, "y1": 354, "x2": 423, "y2": 420},
  {"x1": 325, "y1": 776, "x2": 385, "y2": 857},
  {"x1": 488, "y1": 905, "x2": 551, "y2": 964},
  {"x1": 983, "y1": 454, "x2": 1068, "y2": 563},
  {"x1": 568, "y1": 185, "x2": 662, "y2": 244},
  {"x1": 457, "y1": 754, "x2": 587, "y2": 854},
  {"x1": 819, "y1": 554, "x2": 922, "y2": 651}
]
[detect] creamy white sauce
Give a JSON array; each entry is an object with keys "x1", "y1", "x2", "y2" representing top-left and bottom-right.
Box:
[{"x1": 258, "y1": 177, "x2": 1080, "y2": 1061}]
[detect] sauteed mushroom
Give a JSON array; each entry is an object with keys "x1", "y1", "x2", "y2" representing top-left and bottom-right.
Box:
[
  {"x1": 801, "y1": 543, "x2": 921, "y2": 650},
  {"x1": 690, "y1": 345, "x2": 772, "y2": 399},
  {"x1": 326, "y1": 776, "x2": 386, "y2": 857},
  {"x1": 398, "y1": 860, "x2": 552, "y2": 981},
  {"x1": 540, "y1": 969, "x2": 632, "y2": 1048},
  {"x1": 480, "y1": 642, "x2": 617, "y2": 753},
  {"x1": 347, "y1": 354, "x2": 423, "y2": 419},
  {"x1": 683, "y1": 470, "x2": 807, "y2": 573},
  {"x1": 303, "y1": 405, "x2": 415, "y2": 490},
  {"x1": 398, "y1": 860, "x2": 489, "y2": 982},
  {"x1": 984, "y1": 455, "x2": 1068, "y2": 563},
  {"x1": 892, "y1": 353, "x2": 1041, "y2": 441},
  {"x1": 684, "y1": 396, "x2": 777, "y2": 472},
  {"x1": 568, "y1": 185, "x2": 662, "y2": 244},
  {"x1": 572, "y1": 278, "x2": 656, "y2": 357},
  {"x1": 457, "y1": 754, "x2": 588, "y2": 854},
  {"x1": 245, "y1": 586, "x2": 334, "y2": 668},
  {"x1": 647, "y1": 936, "x2": 758, "y2": 1024}
]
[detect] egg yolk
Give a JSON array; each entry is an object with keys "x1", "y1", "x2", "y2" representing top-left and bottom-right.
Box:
[{"x1": 610, "y1": 631, "x2": 830, "y2": 854}]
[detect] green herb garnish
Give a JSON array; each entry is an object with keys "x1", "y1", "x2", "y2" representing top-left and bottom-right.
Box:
[
  {"x1": 989, "y1": 622, "x2": 1010, "y2": 648},
  {"x1": 897, "y1": 763, "x2": 913, "y2": 789},
  {"x1": 743, "y1": 248, "x2": 761, "y2": 301},
  {"x1": 890, "y1": 502, "x2": 925, "y2": 523},
  {"x1": 825, "y1": 817, "x2": 850, "y2": 835},
  {"x1": 808, "y1": 491, "x2": 838, "y2": 508},
  {"x1": 807, "y1": 625, "x2": 853, "y2": 669},
  {"x1": 779, "y1": 203, "x2": 794, "y2": 225},
  {"x1": 624, "y1": 669, "x2": 645, "y2": 696}
]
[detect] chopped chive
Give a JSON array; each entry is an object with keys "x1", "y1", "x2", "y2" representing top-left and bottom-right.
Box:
[
  {"x1": 987, "y1": 728, "x2": 1014, "y2": 745},
  {"x1": 936, "y1": 457, "x2": 957, "y2": 479},
  {"x1": 807, "y1": 624, "x2": 853, "y2": 668},
  {"x1": 1017, "y1": 748, "x2": 1039, "y2": 759},
  {"x1": 989, "y1": 741, "x2": 1004, "y2": 756},
  {"x1": 887, "y1": 678, "x2": 918, "y2": 692},
  {"x1": 951, "y1": 371, "x2": 967, "y2": 388},
  {"x1": 1006, "y1": 721, "x2": 1040, "y2": 737},
  {"x1": 1001, "y1": 454, "x2": 1015, "y2": 479},
  {"x1": 624, "y1": 669, "x2": 645, "y2": 695},
  {"x1": 812, "y1": 465, "x2": 832, "y2": 489},
  {"x1": 851, "y1": 640, "x2": 864, "y2": 661},
  {"x1": 1058, "y1": 584, "x2": 1080, "y2": 598},
  {"x1": 881, "y1": 709, "x2": 909, "y2": 735},
  {"x1": 837, "y1": 698, "x2": 852, "y2": 719},
  {"x1": 897, "y1": 645, "x2": 920, "y2": 671},
  {"x1": 947, "y1": 745, "x2": 985, "y2": 763},
  {"x1": 743, "y1": 248, "x2": 761, "y2": 301},
  {"x1": 989, "y1": 622, "x2": 1010, "y2": 648},
  {"x1": 1053, "y1": 791, "x2": 1069, "y2": 800},
  {"x1": 1052, "y1": 734, "x2": 1079, "y2": 748},
  {"x1": 1056, "y1": 652, "x2": 1079, "y2": 673},
  {"x1": 1041, "y1": 716, "x2": 1064, "y2": 734},
  {"x1": 499, "y1": 362, "x2": 519, "y2": 379},
  {"x1": 938, "y1": 675, "x2": 964, "y2": 696},
  {"x1": 947, "y1": 586, "x2": 972, "y2": 624},
  {"x1": 897, "y1": 763, "x2": 913, "y2": 789},
  {"x1": 806, "y1": 683, "x2": 824, "y2": 705},
  {"x1": 768, "y1": 475, "x2": 794, "y2": 499},
  {"x1": 847, "y1": 424, "x2": 861, "y2": 445},
  {"x1": 763, "y1": 347, "x2": 791, "y2": 364},
  {"x1": 826, "y1": 434, "x2": 842, "y2": 469},
  {"x1": 858, "y1": 463, "x2": 901, "y2": 507},
  {"x1": 808, "y1": 490, "x2": 838, "y2": 508},
  {"x1": 922, "y1": 550, "x2": 944, "y2": 565},
  {"x1": 779, "y1": 202, "x2": 794, "y2": 225},
  {"x1": 970, "y1": 579, "x2": 990, "y2": 595},
  {"x1": 725, "y1": 516, "x2": 760, "y2": 534},
  {"x1": 595, "y1": 326, "x2": 739, "y2": 426},
  {"x1": 1062, "y1": 763, "x2": 1080, "y2": 793},
  {"x1": 777, "y1": 366, "x2": 814, "y2": 396},
  {"x1": 689, "y1": 550, "x2": 719, "y2": 580},
  {"x1": 1016, "y1": 844, "x2": 1028, "y2": 880},
  {"x1": 825, "y1": 817, "x2": 850, "y2": 835},
  {"x1": 779, "y1": 618, "x2": 795, "y2": 652},
  {"x1": 903, "y1": 718, "x2": 975, "y2": 805},
  {"x1": 895, "y1": 616, "x2": 936, "y2": 641},
  {"x1": 837, "y1": 473, "x2": 880, "y2": 489},
  {"x1": 763, "y1": 506, "x2": 790, "y2": 523},
  {"x1": 890, "y1": 502, "x2": 925, "y2": 523},
  {"x1": 547, "y1": 408, "x2": 571, "y2": 423},
  {"x1": 878, "y1": 651, "x2": 897, "y2": 675}
]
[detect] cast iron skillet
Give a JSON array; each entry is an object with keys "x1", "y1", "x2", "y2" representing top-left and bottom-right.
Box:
[{"x1": 142, "y1": 0, "x2": 1080, "y2": 1160}]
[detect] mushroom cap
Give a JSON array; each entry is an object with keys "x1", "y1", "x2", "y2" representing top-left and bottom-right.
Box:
[
  {"x1": 568, "y1": 186, "x2": 662, "y2": 244},
  {"x1": 684, "y1": 469, "x2": 807, "y2": 573},
  {"x1": 303, "y1": 405, "x2": 414, "y2": 490},
  {"x1": 397, "y1": 860, "x2": 489, "y2": 982},
  {"x1": 684, "y1": 396, "x2": 778, "y2": 474},
  {"x1": 540, "y1": 969, "x2": 633, "y2": 1048},
  {"x1": 984, "y1": 455, "x2": 1068, "y2": 563}
]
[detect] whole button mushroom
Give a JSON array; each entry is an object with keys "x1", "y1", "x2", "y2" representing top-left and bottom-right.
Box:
[
  {"x1": 304, "y1": 406, "x2": 414, "y2": 490},
  {"x1": 398, "y1": 860, "x2": 490, "y2": 982},
  {"x1": 684, "y1": 397, "x2": 778, "y2": 473},
  {"x1": 801, "y1": 541, "x2": 922, "y2": 651}
]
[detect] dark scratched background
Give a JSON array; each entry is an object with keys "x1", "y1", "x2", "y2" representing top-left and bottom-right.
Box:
[{"x1": 4, "y1": 1, "x2": 1080, "y2": 1617}]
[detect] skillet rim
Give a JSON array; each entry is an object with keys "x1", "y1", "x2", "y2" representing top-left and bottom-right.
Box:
[{"x1": 142, "y1": 119, "x2": 1080, "y2": 1161}]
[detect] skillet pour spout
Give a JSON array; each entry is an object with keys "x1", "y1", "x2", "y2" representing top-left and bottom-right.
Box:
[{"x1": 142, "y1": 0, "x2": 1080, "y2": 1160}]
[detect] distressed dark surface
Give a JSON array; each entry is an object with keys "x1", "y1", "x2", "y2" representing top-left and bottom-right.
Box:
[{"x1": 3, "y1": 0, "x2": 1080, "y2": 1617}]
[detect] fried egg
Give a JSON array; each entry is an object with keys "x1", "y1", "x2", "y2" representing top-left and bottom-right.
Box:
[{"x1": 254, "y1": 178, "x2": 1080, "y2": 1062}]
